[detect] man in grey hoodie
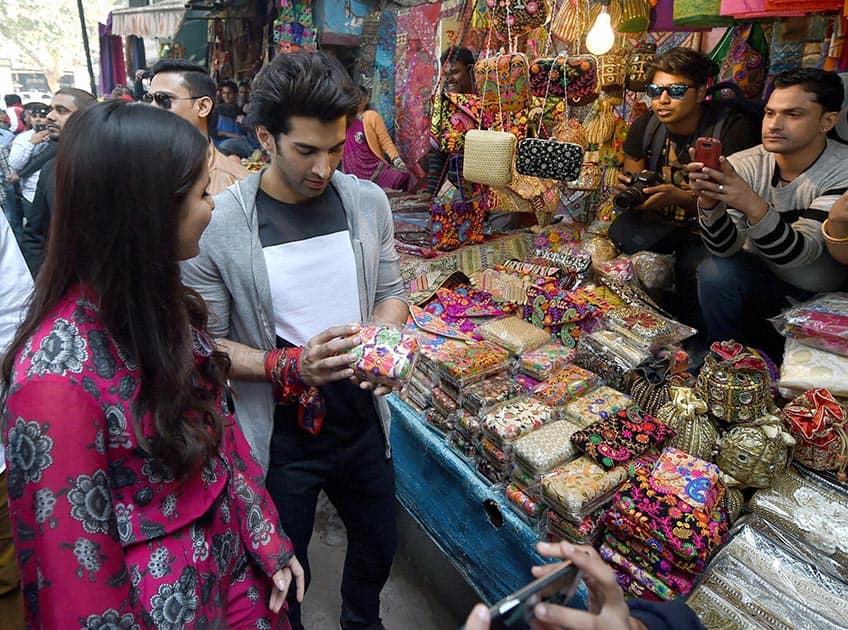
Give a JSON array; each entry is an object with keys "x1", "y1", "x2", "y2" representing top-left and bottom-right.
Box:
[{"x1": 181, "y1": 51, "x2": 408, "y2": 630}]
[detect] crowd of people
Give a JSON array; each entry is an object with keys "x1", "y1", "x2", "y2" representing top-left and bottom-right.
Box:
[{"x1": 0, "y1": 43, "x2": 847, "y2": 630}]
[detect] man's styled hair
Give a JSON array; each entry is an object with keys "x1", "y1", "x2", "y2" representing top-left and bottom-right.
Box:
[
  {"x1": 150, "y1": 59, "x2": 217, "y2": 101},
  {"x1": 54, "y1": 87, "x2": 97, "y2": 110},
  {"x1": 773, "y1": 68, "x2": 845, "y2": 113},
  {"x1": 647, "y1": 48, "x2": 718, "y2": 87},
  {"x1": 440, "y1": 46, "x2": 475, "y2": 68},
  {"x1": 4, "y1": 94, "x2": 22, "y2": 107},
  {"x1": 218, "y1": 80, "x2": 238, "y2": 92},
  {"x1": 249, "y1": 51, "x2": 359, "y2": 136}
]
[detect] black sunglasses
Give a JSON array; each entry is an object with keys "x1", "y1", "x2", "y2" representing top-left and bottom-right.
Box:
[
  {"x1": 646, "y1": 83, "x2": 694, "y2": 100},
  {"x1": 142, "y1": 91, "x2": 203, "y2": 110}
]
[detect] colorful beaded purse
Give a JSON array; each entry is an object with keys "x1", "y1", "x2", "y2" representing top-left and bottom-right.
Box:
[{"x1": 696, "y1": 340, "x2": 773, "y2": 424}]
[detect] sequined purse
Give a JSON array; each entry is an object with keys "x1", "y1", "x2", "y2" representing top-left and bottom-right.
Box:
[
  {"x1": 696, "y1": 340, "x2": 773, "y2": 424},
  {"x1": 715, "y1": 415, "x2": 795, "y2": 488},
  {"x1": 655, "y1": 387, "x2": 720, "y2": 462},
  {"x1": 782, "y1": 388, "x2": 848, "y2": 478}
]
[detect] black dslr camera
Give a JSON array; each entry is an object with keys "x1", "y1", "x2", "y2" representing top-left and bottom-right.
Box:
[{"x1": 614, "y1": 170, "x2": 663, "y2": 210}]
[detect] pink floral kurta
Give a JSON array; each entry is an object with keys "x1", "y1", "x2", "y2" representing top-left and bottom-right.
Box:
[{"x1": 4, "y1": 286, "x2": 293, "y2": 629}]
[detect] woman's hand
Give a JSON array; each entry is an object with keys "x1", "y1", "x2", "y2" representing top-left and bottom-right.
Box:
[{"x1": 269, "y1": 555, "x2": 305, "y2": 613}]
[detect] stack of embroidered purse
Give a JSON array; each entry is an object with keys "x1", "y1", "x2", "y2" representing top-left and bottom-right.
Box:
[
  {"x1": 748, "y1": 465, "x2": 848, "y2": 577},
  {"x1": 406, "y1": 367, "x2": 437, "y2": 411},
  {"x1": 604, "y1": 305, "x2": 695, "y2": 351},
  {"x1": 505, "y1": 482, "x2": 547, "y2": 525},
  {"x1": 541, "y1": 456, "x2": 629, "y2": 524},
  {"x1": 477, "y1": 315, "x2": 552, "y2": 355},
  {"x1": 686, "y1": 515, "x2": 848, "y2": 630},
  {"x1": 571, "y1": 408, "x2": 675, "y2": 470},
  {"x1": 513, "y1": 419, "x2": 583, "y2": 482},
  {"x1": 546, "y1": 507, "x2": 606, "y2": 544},
  {"x1": 519, "y1": 342, "x2": 576, "y2": 381},
  {"x1": 422, "y1": 338, "x2": 510, "y2": 390},
  {"x1": 450, "y1": 409, "x2": 483, "y2": 460},
  {"x1": 532, "y1": 364, "x2": 599, "y2": 409},
  {"x1": 522, "y1": 284, "x2": 598, "y2": 348},
  {"x1": 558, "y1": 385, "x2": 633, "y2": 429},
  {"x1": 696, "y1": 340, "x2": 773, "y2": 424},
  {"x1": 480, "y1": 396, "x2": 552, "y2": 451},
  {"x1": 603, "y1": 448, "x2": 728, "y2": 599},
  {"x1": 781, "y1": 388, "x2": 848, "y2": 477},
  {"x1": 461, "y1": 373, "x2": 524, "y2": 416}
]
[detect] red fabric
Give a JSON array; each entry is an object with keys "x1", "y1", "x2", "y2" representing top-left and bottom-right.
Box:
[{"x1": 4, "y1": 287, "x2": 293, "y2": 628}]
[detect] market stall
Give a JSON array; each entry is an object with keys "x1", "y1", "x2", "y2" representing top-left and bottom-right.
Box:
[{"x1": 353, "y1": 0, "x2": 848, "y2": 624}]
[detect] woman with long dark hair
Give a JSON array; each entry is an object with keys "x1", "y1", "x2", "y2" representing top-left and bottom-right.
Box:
[{"x1": 1, "y1": 101, "x2": 303, "y2": 628}]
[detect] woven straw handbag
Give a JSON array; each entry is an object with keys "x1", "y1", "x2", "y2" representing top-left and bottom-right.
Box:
[{"x1": 463, "y1": 129, "x2": 516, "y2": 186}]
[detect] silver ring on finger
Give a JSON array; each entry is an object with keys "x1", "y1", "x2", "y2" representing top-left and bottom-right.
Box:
[{"x1": 718, "y1": 184, "x2": 725, "y2": 193}]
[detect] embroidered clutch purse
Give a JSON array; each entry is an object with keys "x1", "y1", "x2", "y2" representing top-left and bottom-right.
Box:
[
  {"x1": 513, "y1": 419, "x2": 583, "y2": 476},
  {"x1": 571, "y1": 408, "x2": 675, "y2": 470},
  {"x1": 541, "y1": 456, "x2": 628, "y2": 520},
  {"x1": 532, "y1": 364, "x2": 599, "y2": 408},
  {"x1": 481, "y1": 396, "x2": 553, "y2": 446},
  {"x1": 350, "y1": 325, "x2": 419, "y2": 387},
  {"x1": 519, "y1": 342, "x2": 576, "y2": 381}
]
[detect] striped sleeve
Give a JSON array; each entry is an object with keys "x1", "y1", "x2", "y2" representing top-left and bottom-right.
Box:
[{"x1": 698, "y1": 204, "x2": 746, "y2": 257}]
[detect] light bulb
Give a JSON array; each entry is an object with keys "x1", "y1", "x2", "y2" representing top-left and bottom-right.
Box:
[{"x1": 585, "y1": 9, "x2": 615, "y2": 55}]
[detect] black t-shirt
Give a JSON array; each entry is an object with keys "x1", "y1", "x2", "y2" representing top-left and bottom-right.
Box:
[
  {"x1": 256, "y1": 187, "x2": 378, "y2": 436},
  {"x1": 622, "y1": 107, "x2": 761, "y2": 187}
]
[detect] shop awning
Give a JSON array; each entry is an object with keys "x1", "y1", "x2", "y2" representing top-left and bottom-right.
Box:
[{"x1": 111, "y1": 0, "x2": 188, "y2": 39}]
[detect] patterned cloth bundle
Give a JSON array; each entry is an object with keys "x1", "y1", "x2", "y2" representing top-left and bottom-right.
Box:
[
  {"x1": 541, "y1": 456, "x2": 629, "y2": 523},
  {"x1": 419, "y1": 337, "x2": 510, "y2": 389},
  {"x1": 558, "y1": 385, "x2": 633, "y2": 428},
  {"x1": 603, "y1": 448, "x2": 728, "y2": 599},
  {"x1": 480, "y1": 396, "x2": 553, "y2": 452}
]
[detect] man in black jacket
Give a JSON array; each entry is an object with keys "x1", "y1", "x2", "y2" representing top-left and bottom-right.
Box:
[{"x1": 20, "y1": 88, "x2": 95, "y2": 275}]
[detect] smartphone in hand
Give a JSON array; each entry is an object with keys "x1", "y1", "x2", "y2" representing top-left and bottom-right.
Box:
[
  {"x1": 488, "y1": 564, "x2": 582, "y2": 630},
  {"x1": 695, "y1": 137, "x2": 722, "y2": 171}
]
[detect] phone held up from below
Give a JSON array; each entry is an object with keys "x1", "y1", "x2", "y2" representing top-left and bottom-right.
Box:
[
  {"x1": 487, "y1": 563, "x2": 582, "y2": 630},
  {"x1": 695, "y1": 136, "x2": 722, "y2": 172}
]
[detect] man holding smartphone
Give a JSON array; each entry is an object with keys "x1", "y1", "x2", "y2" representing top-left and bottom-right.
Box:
[{"x1": 689, "y1": 68, "x2": 848, "y2": 360}]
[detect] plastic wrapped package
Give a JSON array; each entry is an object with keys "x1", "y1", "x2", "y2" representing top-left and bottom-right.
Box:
[
  {"x1": 532, "y1": 364, "x2": 599, "y2": 408},
  {"x1": 688, "y1": 515, "x2": 848, "y2": 629},
  {"x1": 423, "y1": 337, "x2": 510, "y2": 389},
  {"x1": 604, "y1": 305, "x2": 696, "y2": 351},
  {"x1": 431, "y1": 386, "x2": 458, "y2": 416},
  {"x1": 748, "y1": 466, "x2": 848, "y2": 578},
  {"x1": 541, "y1": 456, "x2": 629, "y2": 521},
  {"x1": 770, "y1": 293, "x2": 848, "y2": 357},
  {"x1": 631, "y1": 251, "x2": 676, "y2": 292},
  {"x1": 593, "y1": 256, "x2": 634, "y2": 282},
  {"x1": 476, "y1": 315, "x2": 553, "y2": 355},
  {"x1": 350, "y1": 324, "x2": 419, "y2": 387},
  {"x1": 460, "y1": 373, "x2": 524, "y2": 416},
  {"x1": 480, "y1": 396, "x2": 552, "y2": 448},
  {"x1": 453, "y1": 409, "x2": 482, "y2": 442},
  {"x1": 575, "y1": 329, "x2": 650, "y2": 389},
  {"x1": 513, "y1": 419, "x2": 583, "y2": 477},
  {"x1": 424, "y1": 408, "x2": 454, "y2": 434},
  {"x1": 779, "y1": 338, "x2": 848, "y2": 398},
  {"x1": 519, "y1": 342, "x2": 577, "y2": 381},
  {"x1": 558, "y1": 384, "x2": 633, "y2": 429},
  {"x1": 570, "y1": 409, "x2": 675, "y2": 470},
  {"x1": 447, "y1": 429, "x2": 477, "y2": 461}
]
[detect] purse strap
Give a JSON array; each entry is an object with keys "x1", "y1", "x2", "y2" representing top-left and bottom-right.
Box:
[{"x1": 536, "y1": 51, "x2": 569, "y2": 138}]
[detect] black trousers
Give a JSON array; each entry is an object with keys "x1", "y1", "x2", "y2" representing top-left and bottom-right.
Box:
[{"x1": 266, "y1": 411, "x2": 396, "y2": 630}]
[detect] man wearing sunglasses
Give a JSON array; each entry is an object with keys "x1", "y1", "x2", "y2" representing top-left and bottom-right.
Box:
[
  {"x1": 146, "y1": 59, "x2": 249, "y2": 196},
  {"x1": 7, "y1": 103, "x2": 53, "y2": 211},
  {"x1": 613, "y1": 48, "x2": 761, "y2": 337}
]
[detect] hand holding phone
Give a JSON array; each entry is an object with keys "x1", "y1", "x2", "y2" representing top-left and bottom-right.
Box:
[
  {"x1": 695, "y1": 137, "x2": 722, "y2": 172},
  {"x1": 488, "y1": 563, "x2": 582, "y2": 630}
]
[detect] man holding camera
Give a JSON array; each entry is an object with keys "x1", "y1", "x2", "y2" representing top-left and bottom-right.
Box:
[
  {"x1": 689, "y1": 68, "x2": 848, "y2": 360},
  {"x1": 612, "y1": 48, "x2": 761, "y2": 332}
]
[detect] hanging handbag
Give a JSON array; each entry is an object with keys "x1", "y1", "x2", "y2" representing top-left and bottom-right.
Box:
[
  {"x1": 710, "y1": 24, "x2": 768, "y2": 100},
  {"x1": 517, "y1": 56, "x2": 584, "y2": 181},
  {"x1": 463, "y1": 129, "x2": 516, "y2": 187},
  {"x1": 625, "y1": 43, "x2": 656, "y2": 93},
  {"x1": 551, "y1": 0, "x2": 588, "y2": 45},
  {"x1": 473, "y1": 51, "x2": 532, "y2": 115},
  {"x1": 597, "y1": 47, "x2": 628, "y2": 91},
  {"x1": 430, "y1": 159, "x2": 486, "y2": 251},
  {"x1": 529, "y1": 57, "x2": 568, "y2": 98},
  {"x1": 487, "y1": 0, "x2": 551, "y2": 37},
  {"x1": 566, "y1": 151, "x2": 601, "y2": 191},
  {"x1": 565, "y1": 55, "x2": 598, "y2": 106},
  {"x1": 617, "y1": 0, "x2": 651, "y2": 34}
]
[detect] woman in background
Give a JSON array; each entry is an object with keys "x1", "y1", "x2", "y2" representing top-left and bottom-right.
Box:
[
  {"x1": 342, "y1": 85, "x2": 414, "y2": 191},
  {"x1": 1, "y1": 101, "x2": 303, "y2": 628}
]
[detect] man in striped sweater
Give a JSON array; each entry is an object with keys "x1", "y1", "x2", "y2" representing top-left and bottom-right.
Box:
[{"x1": 688, "y1": 69, "x2": 848, "y2": 359}]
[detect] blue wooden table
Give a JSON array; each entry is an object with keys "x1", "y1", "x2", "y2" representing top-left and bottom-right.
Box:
[{"x1": 389, "y1": 395, "x2": 588, "y2": 607}]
